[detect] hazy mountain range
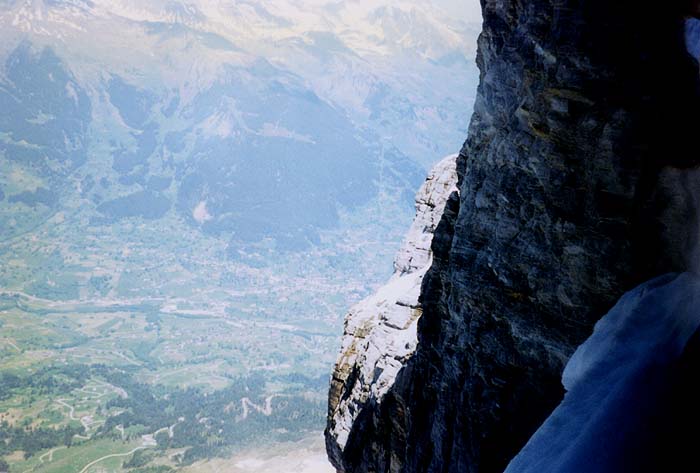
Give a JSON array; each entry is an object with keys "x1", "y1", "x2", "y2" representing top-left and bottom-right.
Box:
[
  {"x1": 0, "y1": 1, "x2": 481, "y2": 470},
  {"x1": 1, "y1": 0, "x2": 480, "y2": 252}
]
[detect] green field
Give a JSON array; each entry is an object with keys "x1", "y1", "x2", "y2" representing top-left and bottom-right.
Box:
[
  {"x1": 11, "y1": 438, "x2": 146, "y2": 473},
  {"x1": 0, "y1": 191, "x2": 409, "y2": 471}
]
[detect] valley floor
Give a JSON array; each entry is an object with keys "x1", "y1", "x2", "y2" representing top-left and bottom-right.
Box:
[{"x1": 183, "y1": 435, "x2": 332, "y2": 473}]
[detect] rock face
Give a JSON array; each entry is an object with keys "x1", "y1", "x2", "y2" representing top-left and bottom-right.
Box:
[
  {"x1": 326, "y1": 155, "x2": 459, "y2": 467},
  {"x1": 327, "y1": 1, "x2": 700, "y2": 472}
]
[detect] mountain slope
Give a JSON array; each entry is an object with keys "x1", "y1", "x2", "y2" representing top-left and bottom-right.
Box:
[
  {"x1": 0, "y1": 1, "x2": 480, "y2": 469},
  {"x1": 326, "y1": 155, "x2": 459, "y2": 466},
  {"x1": 0, "y1": 0, "x2": 480, "y2": 249},
  {"x1": 325, "y1": 1, "x2": 700, "y2": 472}
]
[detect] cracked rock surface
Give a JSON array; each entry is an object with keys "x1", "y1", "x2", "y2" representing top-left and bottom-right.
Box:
[
  {"x1": 326, "y1": 1, "x2": 700, "y2": 472},
  {"x1": 326, "y1": 155, "x2": 459, "y2": 468}
]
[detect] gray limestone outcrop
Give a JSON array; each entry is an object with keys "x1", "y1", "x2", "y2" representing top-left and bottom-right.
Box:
[
  {"x1": 326, "y1": 155, "x2": 459, "y2": 467},
  {"x1": 326, "y1": 1, "x2": 700, "y2": 472}
]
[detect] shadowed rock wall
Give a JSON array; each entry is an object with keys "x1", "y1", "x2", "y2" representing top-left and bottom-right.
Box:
[{"x1": 327, "y1": 1, "x2": 700, "y2": 472}]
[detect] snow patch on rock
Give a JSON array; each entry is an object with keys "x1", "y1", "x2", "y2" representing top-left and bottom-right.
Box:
[
  {"x1": 326, "y1": 154, "x2": 459, "y2": 454},
  {"x1": 193, "y1": 200, "x2": 212, "y2": 223}
]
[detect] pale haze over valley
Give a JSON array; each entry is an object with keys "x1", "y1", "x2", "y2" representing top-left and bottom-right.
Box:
[{"x1": 0, "y1": 1, "x2": 481, "y2": 472}]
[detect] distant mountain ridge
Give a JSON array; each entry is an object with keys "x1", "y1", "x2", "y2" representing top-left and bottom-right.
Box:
[{"x1": 0, "y1": 0, "x2": 479, "y2": 251}]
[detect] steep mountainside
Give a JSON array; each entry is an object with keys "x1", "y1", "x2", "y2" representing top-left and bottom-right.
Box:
[
  {"x1": 0, "y1": 0, "x2": 483, "y2": 254},
  {"x1": 327, "y1": 1, "x2": 700, "y2": 472},
  {"x1": 326, "y1": 155, "x2": 459, "y2": 466},
  {"x1": 0, "y1": 2, "x2": 480, "y2": 469}
]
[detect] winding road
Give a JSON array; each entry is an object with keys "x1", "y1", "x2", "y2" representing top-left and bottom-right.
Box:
[
  {"x1": 38, "y1": 447, "x2": 64, "y2": 463},
  {"x1": 77, "y1": 446, "x2": 149, "y2": 473}
]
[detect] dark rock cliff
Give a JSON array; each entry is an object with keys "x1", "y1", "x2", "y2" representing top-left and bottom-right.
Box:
[{"x1": 327, "y1": 1, "x2": 700, "y2": 472}]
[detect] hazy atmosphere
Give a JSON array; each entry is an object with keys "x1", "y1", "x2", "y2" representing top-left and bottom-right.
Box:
[{"x1": 0, "y1": 1, "x2": 481, "y2": 472}]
